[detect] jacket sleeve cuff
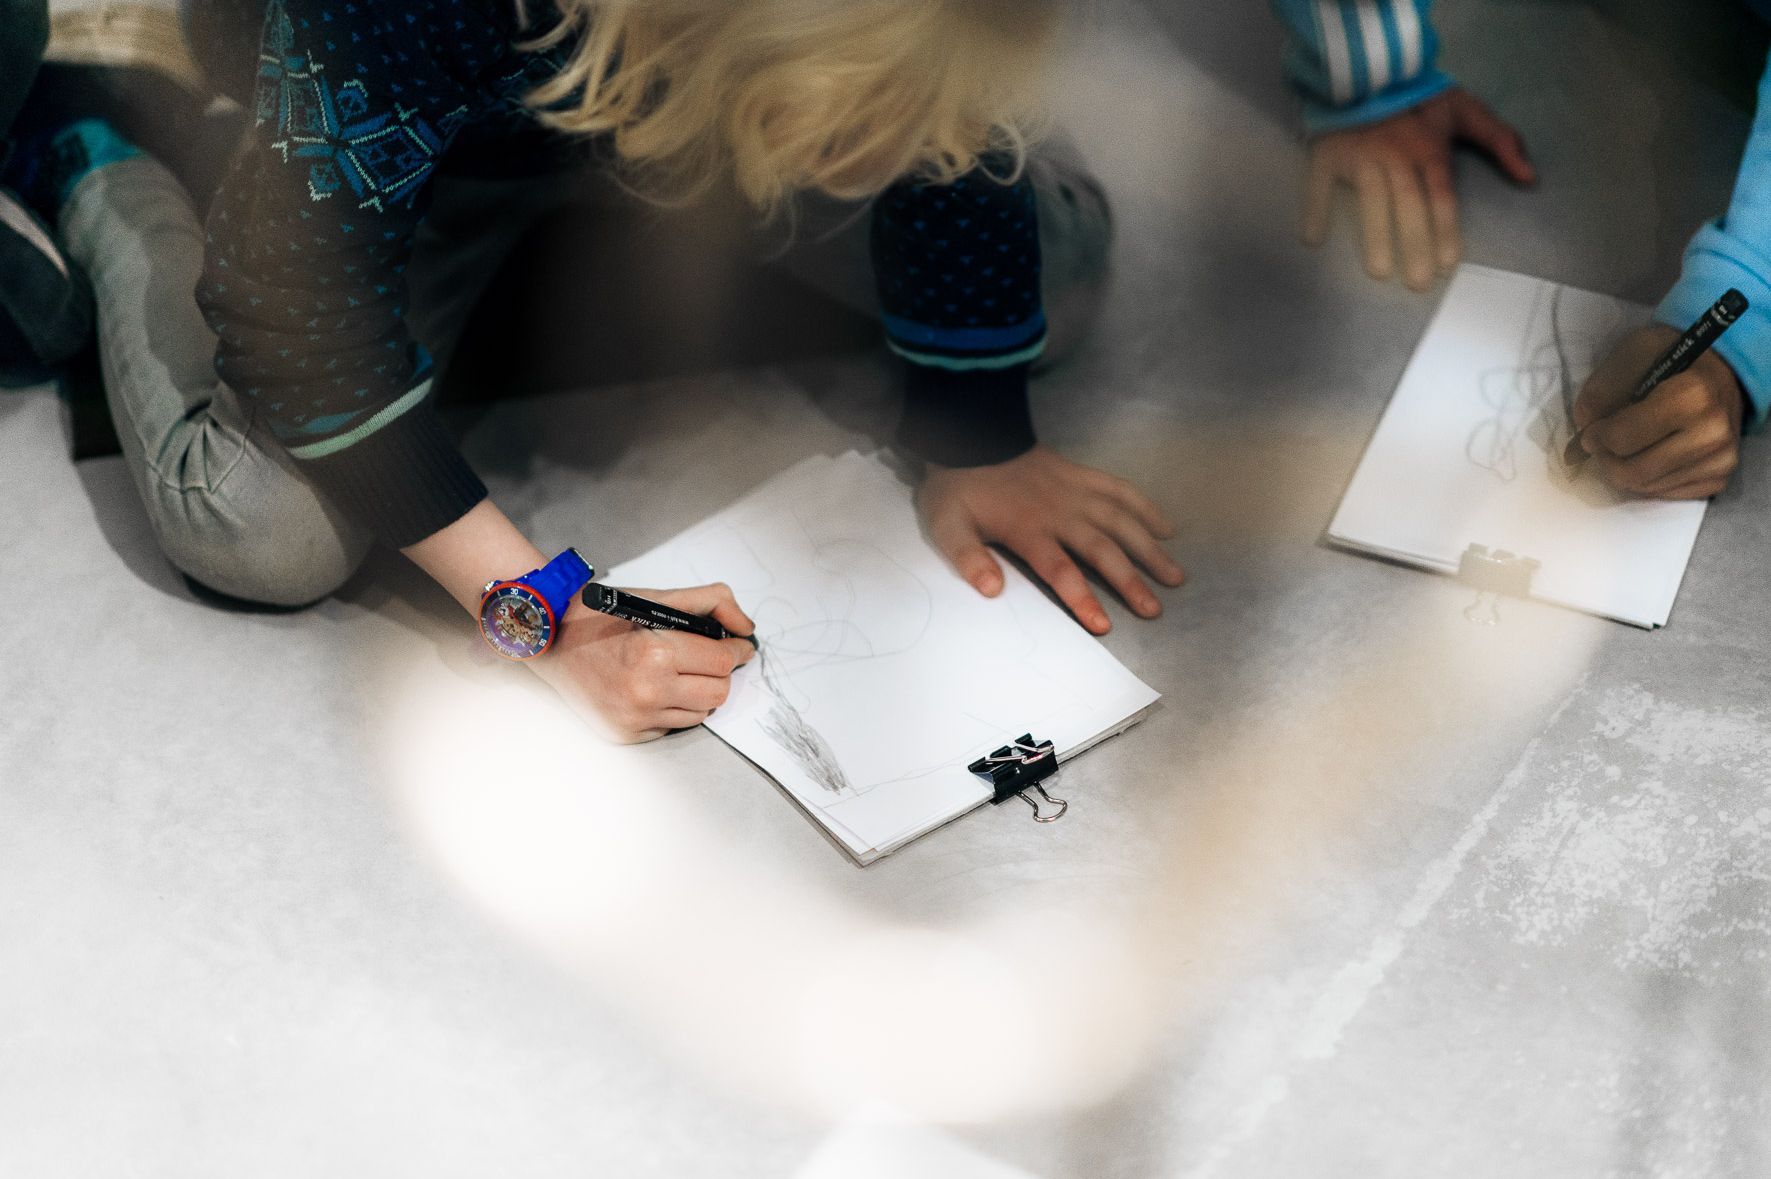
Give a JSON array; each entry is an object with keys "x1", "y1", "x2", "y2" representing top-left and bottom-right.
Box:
[
  {"x1": 895, "y1": 361, "x2": 1037, "y2": 468},
  {"x1": 297, "y1": 404, "x2": 488, "y2": 548},
  {"x1": 1301, "y1": 70, "x2": 1456, "y2": 136},
  {"x1": 1655, "y1": 223, "x2": 1771, "y2": 433}
]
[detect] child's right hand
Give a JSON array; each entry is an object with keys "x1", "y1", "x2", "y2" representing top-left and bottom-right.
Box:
[
  {"x1": 532, "y1": 583, "x2": 758, "y2": 743},
  {"x1": 1572, "y1": 325, "x2": 1747, "y2": 500}
]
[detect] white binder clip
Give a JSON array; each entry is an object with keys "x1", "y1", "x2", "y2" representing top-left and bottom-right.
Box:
[{"x1": 1457, "y1": 544, "x2": 1539, "y2": 625}]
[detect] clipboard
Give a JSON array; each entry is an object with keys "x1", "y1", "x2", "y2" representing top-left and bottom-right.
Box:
[
  {"x1": 1326, "y1": 265, "x2": 1710, "y2": 630},
  {"x1": 606, "y1": 451, "x2": 1162, "y2": 866}
]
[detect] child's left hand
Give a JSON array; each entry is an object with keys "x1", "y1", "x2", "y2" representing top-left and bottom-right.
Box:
[
  {"x1": 1302, "y1": 88, "x2": 1535, "y2": 291},
  {"x1": 915, "y1": 446, "x2": 1185, "y2": 634}
]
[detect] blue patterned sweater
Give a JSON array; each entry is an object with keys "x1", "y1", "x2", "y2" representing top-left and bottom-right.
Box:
[{"x1": 192, "y1": 0, "x2": 1051, "y2": 547}]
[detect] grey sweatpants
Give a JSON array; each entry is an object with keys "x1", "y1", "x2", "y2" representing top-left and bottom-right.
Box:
[{"x1": 64, "y1": 146, "x2": 1112, "y2": 607}]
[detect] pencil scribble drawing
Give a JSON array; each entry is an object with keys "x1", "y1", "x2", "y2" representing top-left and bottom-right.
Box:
[
  {"x1": 755, "y1": 644, "x2": 854, "y2": 794},
  {"x1": 695, "y1": 526, "x2": 934, "y2": 796},
  {"x1": 1466, "y1": 282, "x2": 1627, "y2": 484}
]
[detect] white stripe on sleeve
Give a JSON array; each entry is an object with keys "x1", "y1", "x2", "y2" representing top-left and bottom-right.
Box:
[
  {"x1": 1315, "y1": 0, "x2": 1356, "y2": 105},
  {"x1": 1354, "y1": 1, "x2": 1392, "y2": 93},
  {"x1": 1392, "y1": 0, "x2": 1425, "y2": 79}
]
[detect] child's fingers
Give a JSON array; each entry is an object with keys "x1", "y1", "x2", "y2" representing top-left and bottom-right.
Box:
[
  {"x1": 600, "y1": 708, "x2": 672, "y2": 745},
  {"x1": 1062, "y1": 527, "x2": 1161, "y2": 619},
  {"x1": 654, "y1": 630, "x2": 747, "y2": 677},
  {"x1": 1634, "y1": 437, "x2": 1739, "y2": 498},
  {"x1": 953, "y1": 545, "x2": 1005, "y2": 597},
  {"x1": 1453, "y1": 94, "x2": 1536, "y2": 185},
  {"x1": 1589, "y1": 437, "x2": 1682, "y2": 494},
  {"x1": 1385, "y1": 159, "x2": 1436, "y2": 291},
  {"x1": 1652, "y1": 477, "x2": 1728, "y2": 501},
  {"x1": 669, "y1": 671, "x2": 733, "y2": 714},
  {"x1": 1023, "y1": 539, "x2": 1110, "y2": 634},
  {"x1": 646, "y1": 582, "x2": 755, "y2": 636},
  {"x1": 1574, "y1": 326, "x2": 1684, "y2": 431},
  {"x1": 1590, "y1": 422, "x2": 1725, "y2": 494},
  {"x1": 656, "y1": 709, "x2": 713, "y2": 732},
  {"x1": 1587, "y1": 379, "x2": 1703, "y2": 458},
  {"x1": 1119, "y1": 482, "x2": 1178, "y2": 541},
  {"x1": 1086, "y1": 469, "x2": 1176, "y2": 539},
  {"x1": 1354, "y1": 163, "x2": 1394, "y2": 280},
  {"x1": 1572, "y1": 374, "x2": 1629, "y2": 433},
  {"x1": 1301, "y1": 154, "x2": 1337, "y2": 246},
  {"x1": 1420, "y1": 158, "x2": 1461, "y2": 273},
  {"x1": 1089, "y1": 505, "x2": 1185, "y2": 587},
  {"x1": 927, "y1": 509, "x2": 1004, "y2": 596}
]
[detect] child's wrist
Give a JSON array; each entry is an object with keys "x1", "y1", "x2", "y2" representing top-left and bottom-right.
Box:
[{"x1": 402, "y1": 500, "x2": 548, "y2": 616}]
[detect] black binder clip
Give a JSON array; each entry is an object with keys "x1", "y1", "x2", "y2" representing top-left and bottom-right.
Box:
[
  {"x1": 1457, "y1": 544, "x2": 1539, "y2": 626},
  {"x1": 969, "y1": 734, "x2": 1068, "y2": 823}
]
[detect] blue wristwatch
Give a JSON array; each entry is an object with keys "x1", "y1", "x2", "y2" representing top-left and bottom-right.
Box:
[{"x1": 478, "y1": 548, "x2": 595, "y2": 661}]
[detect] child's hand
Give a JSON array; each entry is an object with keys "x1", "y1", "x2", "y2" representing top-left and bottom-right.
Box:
[
  {"x1": 1573, "y1": 325, "x2": 1747, "y2": 500},
  {"x1": 916, "y1": 446, "x2": 1185, "y2": 635},
  {"x1": 1302, "y1": 88, "x2": 1535, "y2": 291},
  {"x1": 533, "y1": 584, "x2": 758, "y2": 743}
]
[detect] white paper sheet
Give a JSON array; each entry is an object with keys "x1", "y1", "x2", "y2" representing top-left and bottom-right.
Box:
[
  {"x1": 610, "y1": 452, "x2": 1160, "y2": 863},
  {"x1": 1328, "y1": 264, "x2": 1709, "y2": 628}
]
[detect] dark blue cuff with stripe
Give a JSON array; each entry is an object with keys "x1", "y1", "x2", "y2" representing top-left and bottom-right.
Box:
[{"x1": 882, "y1": 311, "x2": 1048, "y2": 368}]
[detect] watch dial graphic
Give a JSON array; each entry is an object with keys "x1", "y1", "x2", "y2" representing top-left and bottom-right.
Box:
[{"x1": 480, "y1": 585, "x2": 554, "y2": 659}]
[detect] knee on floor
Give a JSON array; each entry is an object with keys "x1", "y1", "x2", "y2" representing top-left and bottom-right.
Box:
[{"x1": 156, "y1": 504, "x2": 371, "y2": 610}]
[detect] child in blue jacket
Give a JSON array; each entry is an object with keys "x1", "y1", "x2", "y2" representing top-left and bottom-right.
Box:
[{"x1": 1281, "y1": 0, "x2": 1764, "y2": 501}]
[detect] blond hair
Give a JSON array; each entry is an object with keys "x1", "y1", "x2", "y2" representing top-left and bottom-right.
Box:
[{"x1": 523, "y1": 0, "x2": 1060, "y2": 211}]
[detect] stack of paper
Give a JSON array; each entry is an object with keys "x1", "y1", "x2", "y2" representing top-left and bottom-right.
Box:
[
  {"x1": 1329, "y1": 264, "x2": 1710, "y2": 629},
  {"x1": 610, "y1": 451, "x2": 1160, "y2": 864}
]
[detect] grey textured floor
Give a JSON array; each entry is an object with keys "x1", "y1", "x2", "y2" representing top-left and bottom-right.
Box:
[{"x1": 4, "y1": 2, "x2": 1769, "y2": 1175}]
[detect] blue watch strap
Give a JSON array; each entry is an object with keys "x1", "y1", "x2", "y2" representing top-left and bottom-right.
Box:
[{"x1": 523, "y1": 548, "x2": 595, "y2": 620}]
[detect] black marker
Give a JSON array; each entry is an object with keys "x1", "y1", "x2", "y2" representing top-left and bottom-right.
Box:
[
  {"x1": 1564, "y1": 289, "x2": 1749, "y2": 467},
  {"x1": 583, "y1": 582, "x2": 748, "y2": 644}
]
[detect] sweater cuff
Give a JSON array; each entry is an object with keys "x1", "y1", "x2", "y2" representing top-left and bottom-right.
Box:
[
  {"x1": 1301, "y1": 70, "x2": 1457, "y2": 136},
  {"x1": 1656, "y1": 222, "x2": 1771, "y2": 433},
  {"x1": 297, "y1": 403, "x2": 488, "y2": 548},
  {"x1": 896, "y1": 361, "x2": 1036, "y2": 468}
]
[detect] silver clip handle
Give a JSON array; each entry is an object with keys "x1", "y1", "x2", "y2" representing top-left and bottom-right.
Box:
[
  {"x1": 1019, "y1": 783, "x2": 1068, "y2": 823},
  {"x1": 1463, "y1": 590, "x2": 1502, "y2": 626}
]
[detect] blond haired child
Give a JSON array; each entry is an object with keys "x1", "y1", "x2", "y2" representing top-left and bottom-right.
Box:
[{"x1": 17, "y1": 0, "x2": 1182, "y2": 741}]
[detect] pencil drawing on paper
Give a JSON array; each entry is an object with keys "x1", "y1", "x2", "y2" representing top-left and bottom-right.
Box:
[
  {"x1": 1466, "y1": 282, "x2": 1622, "y2": 483},
  {"x1": 693, "y1": 523, "x2": 935, "y2": 797},
  {"x1": 755, "y1": 645, "x2": 854, "y2": 794}
]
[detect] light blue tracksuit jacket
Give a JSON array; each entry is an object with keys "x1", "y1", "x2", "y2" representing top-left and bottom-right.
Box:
[{"x1": 1658, "y1": 24, "x2": 1771, "y2": 429}]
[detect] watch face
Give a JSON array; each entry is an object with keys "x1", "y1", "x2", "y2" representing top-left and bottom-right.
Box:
[{"x1": 479, "y1": 584, "x2": 555, "y2": 660}]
